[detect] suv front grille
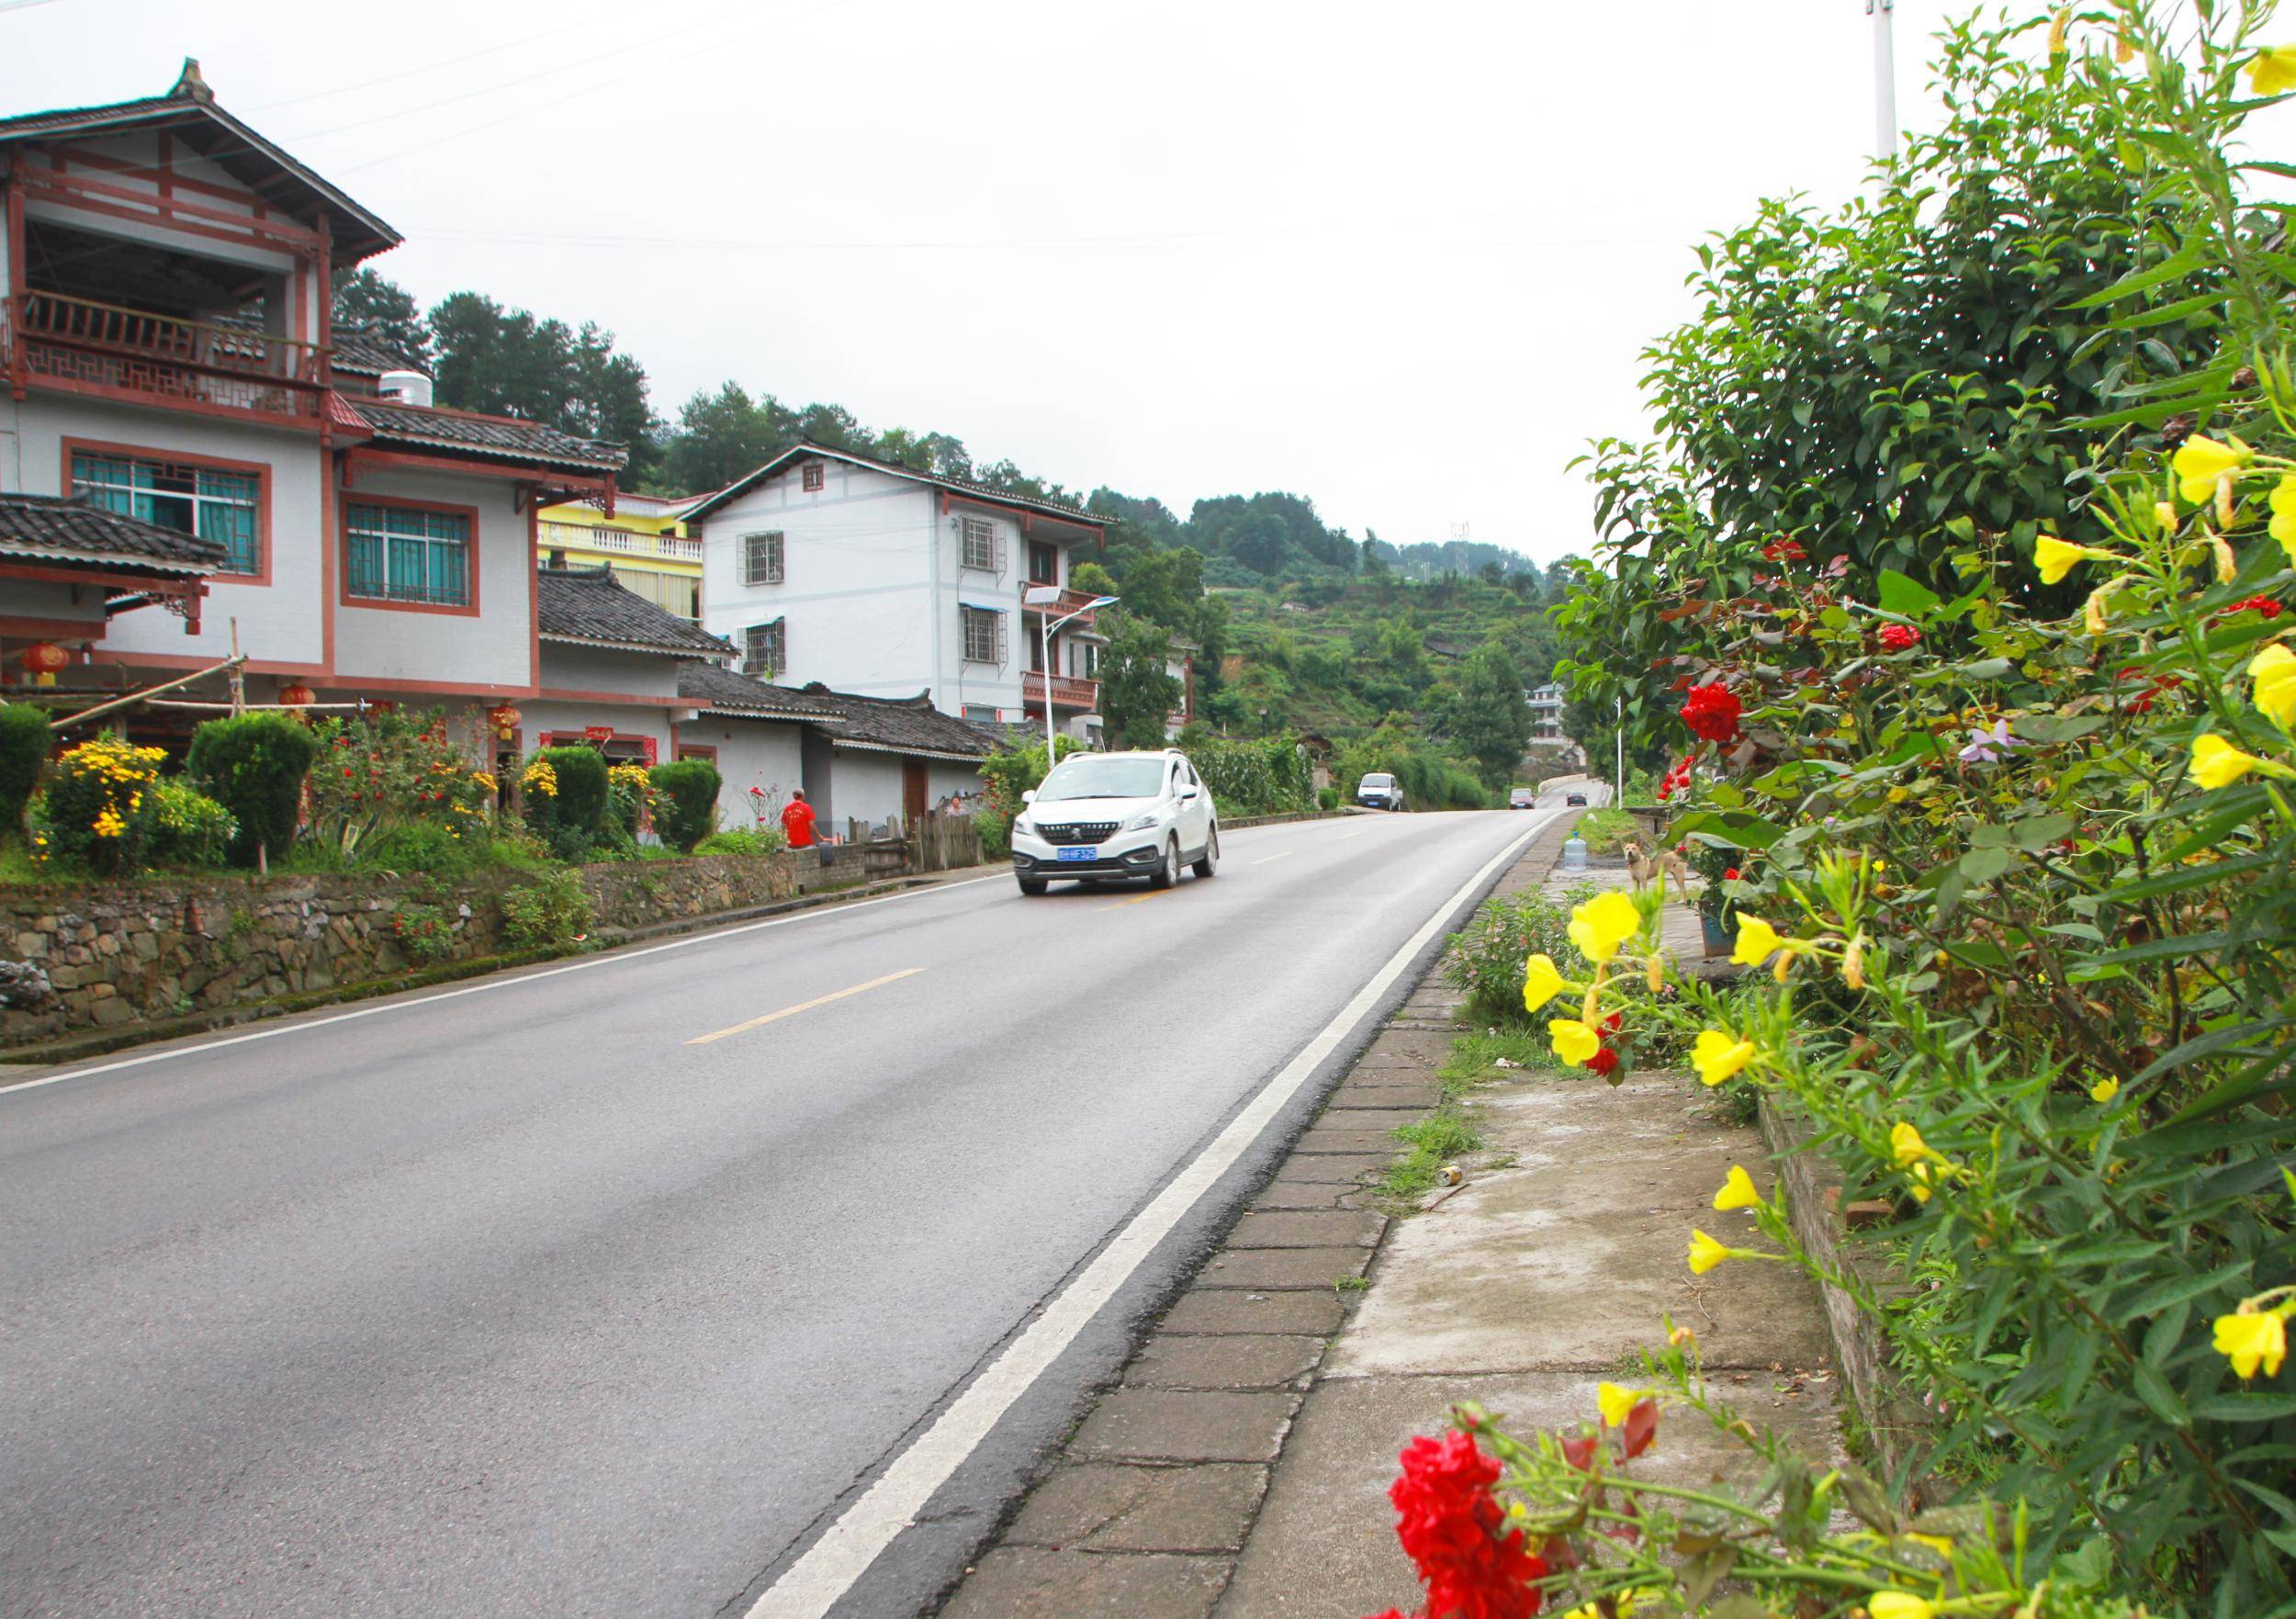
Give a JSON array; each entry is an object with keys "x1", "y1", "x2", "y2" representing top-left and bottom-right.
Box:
[{"x1": 1040, "y1": 820, "x2": 1120, "y2": 845}]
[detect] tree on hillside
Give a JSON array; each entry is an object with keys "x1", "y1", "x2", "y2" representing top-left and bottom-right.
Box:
[
  {"x1": 1451, "y1": 640, "x2": 1532, "y2": 791},
  {"x1": 332, "y1": 268, "x2": 431, "y2": 367},
  {"x1": 426, "y1": 292, "x2": 661, "y2": 483},
  {"x1": 662, "y1": 383, "x2": 778, "y2": 493},
  {"x1": 1096, "y1": 611, "x2": 1183, "y2": 748},
  {"x1": 1069, "y1": 560, "x2": 1119, "y2": 598}
]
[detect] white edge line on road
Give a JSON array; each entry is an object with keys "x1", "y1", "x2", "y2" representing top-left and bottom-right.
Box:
[
  {"x1": 0, "y1": 874, "x2": 1008, "y2": 1096},
  {"x1": 743, "y1": 808, "x2": 1559, "y2": 1619},
  {"x1": 1250, "y1": 849, "x2": 1296, "y2": 866}
]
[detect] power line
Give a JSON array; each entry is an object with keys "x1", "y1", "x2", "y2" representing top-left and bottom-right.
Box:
[{"x1": 242, "y1": 1, "x2": 638, "y2": 114}]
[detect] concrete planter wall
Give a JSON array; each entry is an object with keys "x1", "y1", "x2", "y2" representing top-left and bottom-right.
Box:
[{"x1": 0, "y1": 848, "x2": 888, "y2": 1052}]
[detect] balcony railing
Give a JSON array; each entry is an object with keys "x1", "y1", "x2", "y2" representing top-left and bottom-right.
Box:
[
  {"x1": 6, "y1": 290, "x2": 327, "y2": 422},
  {"x1": 1024, "y1": 669, "x2": 1100, "y2": 710},
  {"x1": 1020, "y1": 582, "x2": 1103, "y2": 621},
  {"x1": 536, "y1": 520, "x2": 702, "y2": 562}
]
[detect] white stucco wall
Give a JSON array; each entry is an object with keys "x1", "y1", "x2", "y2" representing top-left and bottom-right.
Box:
[
  {"x1": 2, "y1": 393, "x2": 330, "y2": 669},
  {"x1": 672, "y1": 716, "x2": 806, "y2": 833},
  {"x1": 332, "y1": 467, "x2": 532, "y2": 693},
  {"x1": 538, "y1": 643, "x2": 682, "y2": 701},
  {"x1": 826, "y1": 748, "x2": 908, "y2": 835}
]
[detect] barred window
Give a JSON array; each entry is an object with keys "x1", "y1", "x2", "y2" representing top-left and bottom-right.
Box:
[
  {"x1": 961, "y1": 605, "x2": 1005, "y2": 665},
  {"x1": 745, "y1": 619, "x2": 786, "y2": 676},
  {"x1": 802, "y1": 462, "x2": 826, "y2": 492},
  {"x1": 344, "y1": 501, "x2": 470, "y2": 607},
  {"x1": 961, "y1": 514, "x2": 1003, "y2": 573},
  {"x1": 742, "y1": 531, "x2": 784, "y2": 586},
  {"x1": 72, "y1": 451, "x2": 262, "y2": 576}
]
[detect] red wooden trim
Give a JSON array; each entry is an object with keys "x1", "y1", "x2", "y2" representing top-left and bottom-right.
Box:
[
  {"x1": 21, "y1": 164, "x2": 322, "y2": 250},
  {"x1": 320, "y1": 446, "x2": 338, "y2": 675},
  {"x1": 313, "y1": 673, "x2": 537, "y2": 699},
  {"x1": 0, "y1": 560, "x2": 197, "y2": 589},
  {"x1": 51, "y1": 141, "x2": 279, "y2": 209},
  {"x1": 6, "y1": 151, "x2": 26, "y2": 402},
  {"x1": 540, "y1": 728, "x2": 658, "y2": 765},
  {"x1": 526, "y1": 498, "x2": 542, "y2": 691},
  {"x1": 337, "y1": 490, "x2": 483, "y2": 619},
  {"x1": 61, "y1": 434, "x2": 275, "y2": 586},
  {"x1": 0, "y1": 614, "x2": 107, "y2": 638},
  {"x1": 19, "y1": 372, "x2": 321, "y2": 433},
  {"x1": 535, "y1": 686, "x2": 689, "y2": 709},
  {"x1": 89, "y1": 648, "x2": 329, "y2": 678},
  {"x1": 939, "y1": 489, "x2": 1105, "y2": 532},
  {"x1": 342, "y1": 446, "x2": 615, "y2": 496},
  {"x1": 673, "y1": 740, "x2": 718, "y2": 764},
  {"x1": 314, "y1": 215, "x2": 332, "y2": 390}
]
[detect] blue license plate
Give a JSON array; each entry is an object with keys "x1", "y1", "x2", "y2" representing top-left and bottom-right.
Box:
[{"x1": 1056, "y1": 846, "x2": 1097, "y2": 862}]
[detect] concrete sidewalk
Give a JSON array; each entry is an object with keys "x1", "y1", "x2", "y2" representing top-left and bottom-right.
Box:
[{"x1": 938, "y1": 838, "x2": 1843, "y2": 1619}]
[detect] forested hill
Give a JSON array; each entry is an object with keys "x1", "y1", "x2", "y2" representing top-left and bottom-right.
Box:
[{"x1": 333, "y1": 271, "x2": 1554, "y2": 593}]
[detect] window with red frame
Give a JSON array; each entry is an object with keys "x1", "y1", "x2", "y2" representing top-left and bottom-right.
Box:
[{"x1": 802, "y1": 462, "x2": 826, "y2": 492}]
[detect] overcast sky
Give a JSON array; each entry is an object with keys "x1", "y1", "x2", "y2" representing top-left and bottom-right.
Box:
[{"x1": 4, "y1": 0, "x2": 2262, "y2": 563}]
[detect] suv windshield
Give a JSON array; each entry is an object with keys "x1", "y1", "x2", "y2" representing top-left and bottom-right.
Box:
[
  {"x1": 1037, "y1": 756, "x2": 1168, "y2": 801},
  {"x1": 1360, "y1": 774, "x2": 1395, "y2": 788}
]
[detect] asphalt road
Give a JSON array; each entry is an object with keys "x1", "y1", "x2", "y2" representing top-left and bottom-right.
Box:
[{"x1": 1, "y1": 792, "x2": 1585, "y2": 1619}]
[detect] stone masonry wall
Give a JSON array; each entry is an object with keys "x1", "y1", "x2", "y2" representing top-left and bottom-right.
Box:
[{"x1": 0, "y1": 847, "x2": 884, "y2": 1051}]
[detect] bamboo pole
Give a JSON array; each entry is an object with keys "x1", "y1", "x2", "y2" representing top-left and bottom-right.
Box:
[{"x1": 45, "y1": 655, "x2": 247, "y2": 732}]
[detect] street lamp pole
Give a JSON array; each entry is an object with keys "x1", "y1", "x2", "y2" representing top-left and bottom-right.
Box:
[
  {"x1": 1023, "y1": 588, "x2": 1119, "y2": 761},
  {"x1": 1866, "y1": 0, "x2": 1898, "y2": 162}
]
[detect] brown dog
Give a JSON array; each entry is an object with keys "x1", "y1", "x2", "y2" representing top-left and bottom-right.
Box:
[{"x1": 1624, "y1": 838, "x2": 1692, "y2": 893}]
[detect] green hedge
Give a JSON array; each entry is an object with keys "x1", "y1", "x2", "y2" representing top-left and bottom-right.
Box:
[
  {"x1": 648, "y1": 758, "x2": 721, "y2": 851},
  {"x1": 0, "y1": 702, "x2": 47, "y2": 833},
  {"x1": 186, "y1": 713, "x2": 319, "y2": 866}
]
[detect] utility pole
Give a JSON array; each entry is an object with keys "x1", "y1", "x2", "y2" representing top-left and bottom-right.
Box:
[{"x1": 1866, "y1": 0, "x2": 1898, "y2": 161}]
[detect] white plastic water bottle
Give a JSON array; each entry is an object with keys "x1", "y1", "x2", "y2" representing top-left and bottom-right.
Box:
[{"x1": 1561, "y1": 836, "x2": 1588, "y2": 871}]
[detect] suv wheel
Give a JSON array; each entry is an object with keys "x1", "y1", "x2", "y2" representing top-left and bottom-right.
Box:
[
  {"x1": 1018, "y1": 876, "x2": 1048, "y2": 896},
  {"x1": 1192, "y1": 826, "x2": 1219, "y2": 879},
  {"x1": 1150, "y1": 837, "x2": 1179, "y2": 890}
]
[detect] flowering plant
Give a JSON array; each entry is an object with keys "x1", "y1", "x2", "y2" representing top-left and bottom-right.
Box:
[{"x1": 33, "y1": 735, "x2": 164, "y2": 874}]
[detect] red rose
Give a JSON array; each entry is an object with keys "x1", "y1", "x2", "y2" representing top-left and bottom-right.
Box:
[
  {"x1": 1588, "y1": 1047, "x2": 1620, "y2": 1078},
  {"x1": 1681, "y1": 681, "x2": 1740, "y2": 743},
  {"x1": 1388, "y1": 1432, "x2": 1547, "y2": 1619},
  {"x1": 1878, "y1": 624, "x2": 1920, "y2": 651}
]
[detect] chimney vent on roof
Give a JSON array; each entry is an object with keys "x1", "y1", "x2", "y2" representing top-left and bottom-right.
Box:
[{"x1": 377, "y1": 370, "x2": 434, "y2": 408}]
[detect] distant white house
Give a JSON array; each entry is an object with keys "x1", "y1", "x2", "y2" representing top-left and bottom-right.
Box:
[{"x1": 684, "y1": 444, "x2": 1112, "y2": 741}]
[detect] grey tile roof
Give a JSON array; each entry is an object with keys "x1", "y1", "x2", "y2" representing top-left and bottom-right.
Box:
[
  {"x1": 330, "y1": 328, "x2": 426, "y2": 377},
  {"x1": 677, "y1": 662, "x2": 850, "y2": 721},
  {"x1": 0, "y1": 491, "x2": 224, "y2": 573},
  {"x1": 351, "y1": 400, "x2": 627, "y2": 475},
  {"x1": 535, "y1": 568, "x2": 732, "y2": 658},
  {"x1": 0, "y1": 67, "x2": 400, "y2": 260},
  {"x1": 814, "y1": 687, "x2": 994, "y2": 760},
  {"x1": 681, "y1": 442, "x2": 1106, "y2": 528}
]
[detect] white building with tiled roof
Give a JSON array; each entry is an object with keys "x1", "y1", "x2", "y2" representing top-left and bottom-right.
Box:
[{"x1": 684, "y1": 443, "x2": 1111, "y2": 743}]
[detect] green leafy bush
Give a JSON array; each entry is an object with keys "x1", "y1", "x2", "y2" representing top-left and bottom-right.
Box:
[
  {"x1": 693, "y1": 826, "x2": 785, "y2": 858},
  {"x1": 0, "y1": 702, "x2": 48, "y2": 834},
  {"x1": 1188, "y1": 735, "x2": 1313, "y2": 815},
  {"x1": 144, "y1": 777, "x2": 236, "y2": 868},
  {"x1": 1445, "y1": 886, "x2": 1591, "y2": 1028},
  {"x1": 388, "y1": 901, "x2": 456, "y2": 964},
  {"x1": 648, "y1": 759, "x2": 721, "y2": 851},
  {"x1": 1317, "y1": 785, "x2": 1340, "y2": 811},
  {"x1": 186, "y1": 713, "x2": 319, "y2": 866},
  {"x1": 500, "y1": 868, "x2": 591, "y2": 953}
]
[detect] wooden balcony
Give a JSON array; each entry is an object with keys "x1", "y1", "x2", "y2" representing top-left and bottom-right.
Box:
[
  {"x1": 1020, "y1": 583, "x2": 1104, "y2": 622},
  {"x1": 5, "y1": 290, "x2": 328, "y2": 424},
  {"x1": 1024, "y1": 669, "x2": 1100, "y2": 710}
]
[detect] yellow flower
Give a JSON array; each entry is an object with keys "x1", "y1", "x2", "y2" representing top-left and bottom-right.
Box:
[
  {"x1": 2172, "y1": 433, "x2": 2253, "y2": 504},
  {"x1": 1713, "y1": 1164, "x2": 1761, "y2": 1212},
  {"x1": 1596, "y1": 1380, "x2": 1651, "y2": 1426},
  {"x1": 1686, "y1": 1229, "x2": 1732, "y2": 1275},
  {"x1": 1870, "y1": 1593, "x2": 1937, "y2": 1619},
  {"x1": 2033, "y1": 533, "x2": 2109, "y2": 585},
  {"x1": 1731, "y1": 915, "x2": 1787, "y2": 967},
  {"x1": 2213, "y1": 534, "x2": 2240, "y2": 585},
  {"x1": 1693, "y1": 1029, "x2": 1756, "y2": 1087},
  {"x1": 1886, "y1": 785, "x2": 1910, "y2": 804},
  {"x1": 2090, "y1": 1076, "x2": 2121, "y2": 1104},
  {"x1": 2269, "y1": 474, "x2": 2296, "y2": 565},
  {"x1": 2251, "y1": 644, "x2": 2296, "y2": 731},
  {"x1": 1891, "y1": 1121, "x2": 1941, "y2": 1168},
  {"x1": 2212, "y1": 1308, "x2": 2288, "y2": 1379},
  {"x1": 1522, "y1": 953, "x2": 1566, "y2": 1013},
  {"x1": 2045, "y1": 5, "x2": 2069, "y2": 55},
  {"x1": 1548, "y1": 1018, "x2": 1602, "y2": 1067},
  {"x1": 1906, "y1": 1161, "x2": 1938, "y2": 1204},
  {"x1": 1842, "y1": 931, "x2": 1867, "y2": 991},
  {"x1": 2251, "y1": 44, "x2": 2296, "y2": 96},
  {"x1": 2189, "y1": 733, "x2": 2262, "y2": 790},
  {"x1": 1567, "y1": 891, "x2": 1641, "y2": 964}
]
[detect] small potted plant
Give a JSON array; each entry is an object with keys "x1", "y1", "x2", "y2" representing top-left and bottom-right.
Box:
[{"x1": 1683, "y1": 838, "x2": 1740, "y2": 958}]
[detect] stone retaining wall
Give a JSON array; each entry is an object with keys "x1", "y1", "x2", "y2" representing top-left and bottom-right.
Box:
[{"x1": 0, "y1": 847, "x2": 887, "y2": 1051}]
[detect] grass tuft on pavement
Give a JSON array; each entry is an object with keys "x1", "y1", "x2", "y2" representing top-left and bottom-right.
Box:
[
  {"x1": 1440, "y1": 1028, "x2": 1555, "y2": 1096},
  {"x1": 1376, "y1": 1106, "x2": 1482, "y2": 1207}
]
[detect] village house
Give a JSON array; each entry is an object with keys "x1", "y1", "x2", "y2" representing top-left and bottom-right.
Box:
[
  {"x1": 0, "y1": 63, "x2": 626, "y2": 761},
  {"x1": 535, "y1": 489, "x2": 706, "y2": 622},
  {"x1": 683, "y1": 443, "x2": 1111, "y2": 742}
]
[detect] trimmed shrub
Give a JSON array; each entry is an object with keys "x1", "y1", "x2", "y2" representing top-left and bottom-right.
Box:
[
  {"x1": 0, "y1": 702, "x2": 48, "y2": 834},
  {"x1": 648, "y1": 759, "x2": 722, "y2": 851},
  {"x1": 186, "y1": 713, "x2": 319, "y2": 866},
  {"x1": 521, "y1": 745, "x2": 612, "y2": 861}
]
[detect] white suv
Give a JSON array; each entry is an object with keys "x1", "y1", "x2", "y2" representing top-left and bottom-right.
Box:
[{"x1": 1009, "y1": 749, "x2": 1220, "y2": 895}]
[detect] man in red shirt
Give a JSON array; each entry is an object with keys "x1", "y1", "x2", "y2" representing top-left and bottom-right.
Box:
[{"x1": 781, "y1": 788, "x2": 818, "y2": 849}]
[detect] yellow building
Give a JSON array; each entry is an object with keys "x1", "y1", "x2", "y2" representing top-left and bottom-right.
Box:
[{"x1": 535, "y1": 490, "x2": 706, "y2": 620}]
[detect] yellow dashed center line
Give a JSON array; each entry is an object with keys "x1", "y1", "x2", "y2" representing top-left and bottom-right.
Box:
[{"x1": 687, "y1": 968, "x2": 925, "y2": 1046}]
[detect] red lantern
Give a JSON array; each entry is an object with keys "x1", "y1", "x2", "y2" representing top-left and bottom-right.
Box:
[
  {"x1": 487, "y1": 703, "x2": 523, "y2": 741},
  {"x1": 18, "y1": 642, "x2": 68, "y2": 688},
  {"x1": 278, "y1": 681, "x2": 317, "y2": 709}
]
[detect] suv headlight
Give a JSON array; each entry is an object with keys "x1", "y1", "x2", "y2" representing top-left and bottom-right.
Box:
[
  {"x1": 1013, "y1": 816, "x2": 1036, "y2": 837},
  {"x1": 1122, "y1": 811, "x2": 1163, "y2": 832}
]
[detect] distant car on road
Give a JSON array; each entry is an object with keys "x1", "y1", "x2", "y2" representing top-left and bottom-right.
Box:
[
  {"x1": 1508, "y1": 787, "x2": 1536, "y2": 809},
  {"x1": 1008, "y1": 749, "x2": 1220, "y2": 894},
  {"x1": 1565, "y1": 792, "x2": 1588, "y2": 806},
  {"x1": 1356, "y1": 772, "x2": 1406, "y2": 812}
]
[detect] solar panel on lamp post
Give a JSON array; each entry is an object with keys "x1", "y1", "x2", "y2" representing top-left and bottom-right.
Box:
[{"x1": 1022, "y1": 586, "x2": 1120, "y2": 761}]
